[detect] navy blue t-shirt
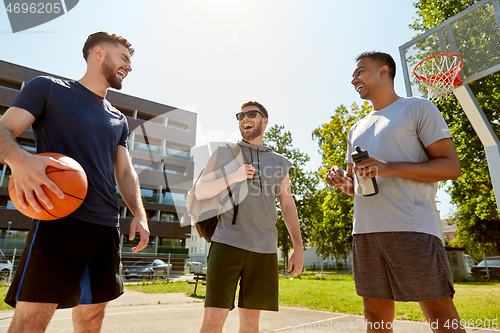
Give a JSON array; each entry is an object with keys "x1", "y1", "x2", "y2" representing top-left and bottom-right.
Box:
[{"x1": 12, "y1": 76, "x2": 129, "y2": 227}]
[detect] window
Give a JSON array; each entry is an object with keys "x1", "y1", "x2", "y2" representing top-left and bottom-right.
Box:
[
  {"x1": 167, "y1": 119, "x2": 189, "y2": 131},
  {"x1": 18, "y1": 139, "x2": 36, "y2": 152},
  {"x1": 132, "y1": 157, "x2": 160, "y2": 171},
  {"x1": 163, "y1": 163, "x2": 187, "y2": 176},
  {"x1": 0, "y1": 76, "x2": 22, "y2": 91},
  {"x1": 113, "y1": 105, "x2": 135, "y2": 118},
  {"x1": 134, "y1": 135, "x2": 163, "y2": 155},
  {"x1": 161, "y1": 191, "x2": 186, "y2": 206},
  {"x1": 141, "y1": 188, "x2": 159, "y2": 203},
  {"x1": 0, "y1": 105, "x2": 8, "y2": 116},
  {"x1": 145, "y1": 209, "x2": 157, "y2": 219},
  {"x1": 136, "y1": 111, "x2": 165, "y2": 125},
  {"x1": 159, "y1": 212, "x2": 178, "y2": 222}
]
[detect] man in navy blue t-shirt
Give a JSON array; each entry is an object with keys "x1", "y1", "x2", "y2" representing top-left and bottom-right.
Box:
[{"x1": 0, "y1": 32, "x2": 149, "y2": 332}]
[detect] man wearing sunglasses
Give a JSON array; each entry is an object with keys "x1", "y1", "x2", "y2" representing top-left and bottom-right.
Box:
[{"x1": 196, "y1": 101, "x2": 304, "y2": 333}]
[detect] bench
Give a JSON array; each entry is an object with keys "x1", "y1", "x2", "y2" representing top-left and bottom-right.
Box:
[{"x1": 187, "y1": 273, "x2": 206, "y2": 294}]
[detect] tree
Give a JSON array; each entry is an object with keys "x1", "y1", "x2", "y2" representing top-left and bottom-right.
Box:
[
  {"x1": 411, "y1": 0, "x2": 500, "y2": 257},
  {"x1": 263, "y1": 125, "x2": 318, "y2": 270},
  {"x1": 311, "y1": 102, "x2": 371, "y2": 264}
]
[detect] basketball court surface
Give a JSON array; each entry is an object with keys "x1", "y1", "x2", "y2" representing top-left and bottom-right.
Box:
[{"x1": 0, "y1": 288, "x2": 497, "y2": 332}]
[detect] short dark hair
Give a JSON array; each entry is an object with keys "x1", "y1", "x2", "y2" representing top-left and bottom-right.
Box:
[
  {"x1": 82, "y1": 31, "x2": 134, "y2": 61},
  {"x1": 356, "y1": 52, "x2": 396, "y2": 80},
  {"x1": 241, "y1": 101, "x2": 268, "y2": 118}
]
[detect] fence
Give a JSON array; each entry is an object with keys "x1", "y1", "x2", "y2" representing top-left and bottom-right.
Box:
[
  {"x1": 0, "y1": 243, "x2": 189, "y2": 284},
  {"x1": 473, "y1": 254, "x2": 500, "y2": 281}
]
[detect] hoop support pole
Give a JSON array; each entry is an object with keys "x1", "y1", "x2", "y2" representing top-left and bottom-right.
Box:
[{"x1": 453, "y1": 84, "x2": 500, "y2": 216}]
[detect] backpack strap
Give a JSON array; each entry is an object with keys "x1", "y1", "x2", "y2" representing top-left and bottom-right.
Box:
[
  {"x1": 227, "y1": 143, "x2": 248, "y2": 165},
  {"x1": 223, "y1": 143, "x2": 247, "y2": 225},
  {"x1": 220, "y1": 165, "x2": 238, "y2": 225}
]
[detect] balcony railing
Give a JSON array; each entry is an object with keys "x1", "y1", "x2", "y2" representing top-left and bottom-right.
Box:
[
  {"x1": 133, "y1": 142, "x2": 163, "y2": 155},
  {"x1": 164, "y1": 149, "x2": 193, "y2": 161},
  {"x1": 131, "y1": 142, "x2": 193, "y2": 161},
  {"x1": 116, "y1": 192, "x2": 187, "y2": 207},
  {"x1": 161, "y1": 196, "x2": 187, "y2": 207}
]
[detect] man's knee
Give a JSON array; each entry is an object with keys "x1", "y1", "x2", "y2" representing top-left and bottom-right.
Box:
[
  {"x1": 8, "y1": 301, "x2": 57, "y2": 333},
  {"x1": 202, "y1": 307, "x2": 230, "y2": 329},
  {"x1": 238, "y1": 308, "x2": 260, "y2": 323},
  {"x1": 419, "y1": 295, "x2": 460, "y2": 319},
  {"x1": 238, "y1": 307, "x2": 261, "y2": 332},
  {"x1": 363, "y1": 298, "x2": 395, "y2": 321},
  {"x1": 72, "y1": 303, "x2": 107, "y2": 332}
]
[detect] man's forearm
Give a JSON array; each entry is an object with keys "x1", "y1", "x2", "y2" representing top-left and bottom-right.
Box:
[
  {"x1": 386, "y1": 158, "x2": 461, "y2": 182},
  {"x1": 195, "y1": 171, "x2": 240, "y2": 200},
  {"x1": 282, "y1": 204, "x2": 303, "y2": 250},
  {"x1": 0, "y1": 125, "x2": 27, "y2": 165}
]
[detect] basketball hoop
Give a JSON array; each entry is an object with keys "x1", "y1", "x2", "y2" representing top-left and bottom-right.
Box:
[{"x1": 413, "y1": 53, "x2": 463, "y2": 102}]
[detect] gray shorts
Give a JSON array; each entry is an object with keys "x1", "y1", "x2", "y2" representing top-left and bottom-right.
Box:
[{"x1": 352, "y1": 232, "x2": 455, "y2": 302}]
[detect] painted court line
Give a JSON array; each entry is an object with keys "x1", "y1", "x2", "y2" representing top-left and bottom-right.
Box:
[
  {"x1": 0, "y1": 304, "x2": 202, "y2": 328},
  {"x1": 266, "y1": 315, "x2": 351, "y2": 332}
]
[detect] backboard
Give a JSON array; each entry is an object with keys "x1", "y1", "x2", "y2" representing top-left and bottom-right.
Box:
[
  {"x1": 399, "y1": 0, "x2": 500, "y2": 98},
  {"x1": 399, "y1": 0, "x2": 500, "y2": 219}
]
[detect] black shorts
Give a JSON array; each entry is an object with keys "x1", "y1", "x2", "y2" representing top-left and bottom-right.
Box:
[
  {"x1": 205, "y1": 242, "x2": 279, "y2": 311},
  {"x1": 5, "y1": 217, "x2": 123, "y2": 308}
]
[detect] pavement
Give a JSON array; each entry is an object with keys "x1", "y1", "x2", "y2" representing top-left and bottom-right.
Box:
[{"x1": 0, "y1": 274, "x2": 496, "y2": 332}]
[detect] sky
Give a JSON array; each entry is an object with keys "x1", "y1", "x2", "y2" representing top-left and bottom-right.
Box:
[{"x1": 0, "y1": 0, "x2": 455, "y2": 218}]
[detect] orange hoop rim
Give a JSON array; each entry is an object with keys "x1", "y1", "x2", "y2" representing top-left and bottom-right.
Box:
[{"x1": 413, "y1": 53, "x2": 464, "y2": 87}]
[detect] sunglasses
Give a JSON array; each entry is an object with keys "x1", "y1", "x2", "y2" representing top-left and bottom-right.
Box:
[{"x1": 235, "y1": 110, "x2": 267, "y2": 121}]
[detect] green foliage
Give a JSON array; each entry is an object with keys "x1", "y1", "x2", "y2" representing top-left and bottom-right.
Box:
[
  {"x1": 411, "y1": 0, "x2": 500, "y2": 256},
  {"x1": 310, "y1": 102, "x2": 371, "y2": 260},
  {"x1": 410, "y1": 0, "x2": 477, "y2": 32},
  {"x1": 263, "y1": 125, "x2": 318, "y2": 261}
]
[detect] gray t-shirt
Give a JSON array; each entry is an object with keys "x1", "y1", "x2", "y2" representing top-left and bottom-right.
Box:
[
  {"x1": 210, "y1": 141, "x2": 292, "y2": 253},
  {"x1": 346, "y1": 97, "x2": 452, "y2": 238}
]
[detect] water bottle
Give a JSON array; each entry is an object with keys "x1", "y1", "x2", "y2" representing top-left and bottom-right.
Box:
[{"x1": 351, "y1": 146, "x2": 378, "y2": 196}]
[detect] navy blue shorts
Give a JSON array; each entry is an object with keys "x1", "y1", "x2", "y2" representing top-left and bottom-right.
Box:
[{"x1": 5, "y1": 217, "x2": 123, "y2": 308}]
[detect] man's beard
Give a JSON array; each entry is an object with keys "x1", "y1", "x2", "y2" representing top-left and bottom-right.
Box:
[
  {"x1": 101, "y1": 57, "x2": 122, "y2": 90},
  {"x1": 240, "y1": 121, "x2": 263, "y2": 141}
]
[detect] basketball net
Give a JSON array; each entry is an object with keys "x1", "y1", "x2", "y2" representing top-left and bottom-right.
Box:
[{"x1": 413, "y1": 53, "x2": 463, "y2": 102}]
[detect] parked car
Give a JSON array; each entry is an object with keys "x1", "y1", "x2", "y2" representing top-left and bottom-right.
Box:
[
  {"x1": 185, "y1": 262, "x2": 206, "y2": 274},
  {"x1": 0, "y1": 249, "x2": 12, "y2": 281},
  {"x1": 471, "y1": 260, "x2": 500, "y2": 279},
  {"x1": 123, "y1": 259, "x2": 171, "y2": 280},
  {"x1": 463, "y1": 254, "x2": 478, "y2": 277}
]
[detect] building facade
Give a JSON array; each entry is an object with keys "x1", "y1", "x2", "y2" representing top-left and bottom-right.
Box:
[
  {"x1": 185, "y1": 225, "x2": 209, "y2": 264},
  {"x1": 0, "y1": 60, "x2": 195, "y2": 263}
]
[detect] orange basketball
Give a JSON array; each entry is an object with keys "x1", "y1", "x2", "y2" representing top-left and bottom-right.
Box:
[{"x1": 8, "y1": 153, "x2": 88, "y2": 220}]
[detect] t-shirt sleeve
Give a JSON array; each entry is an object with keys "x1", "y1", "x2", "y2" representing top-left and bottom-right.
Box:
[
  {"x1": 414, "y1": 99, "x2": 452, "y2": 148},
  {"x1": 11, "y1": 76, "x2": 52, "y2": 119},
  {"x1": 120, "y1": 115, "x2": 129, "y2": 148}
]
